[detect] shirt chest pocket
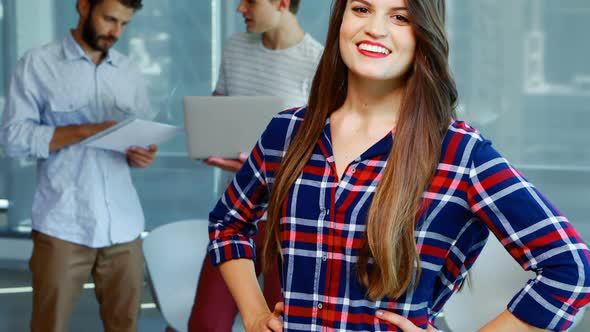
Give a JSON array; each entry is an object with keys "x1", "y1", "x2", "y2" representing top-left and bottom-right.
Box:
[
  {"x1": 46, "y1": 99, "x2": 90, "y2": 126},
  {"x1": 108, "y1": 96, "x2": 137, "y2": 122}
]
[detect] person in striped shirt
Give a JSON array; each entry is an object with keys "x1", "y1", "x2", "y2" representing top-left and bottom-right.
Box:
[
  {"x1": 189, "y1": 0, "x2": 323, "y2": 331},
  {"x1": 209, "y1": 0, "x2": 590, "y2": 331}
]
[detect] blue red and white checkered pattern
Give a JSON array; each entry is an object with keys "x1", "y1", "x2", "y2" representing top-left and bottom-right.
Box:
[{"x1": 208, "y1": 107, "x2": 590, "y2": 331}]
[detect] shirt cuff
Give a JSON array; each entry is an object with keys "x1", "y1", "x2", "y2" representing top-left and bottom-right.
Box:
[
  {"x1": 32, "y1": 125, "x2": 55, "y2": 159},
  {"x1": 208, "y1": 235, "x2": 256, "y2": 266},
  {"x1": 508, "y1": 280, "x2": 580, "y2": 331}
]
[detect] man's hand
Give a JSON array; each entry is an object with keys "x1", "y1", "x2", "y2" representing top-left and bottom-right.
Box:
[
  {"x1": 204, "y1": 152, "x2": 248, "y2": 172},
  {"x1": 127, "y1": 144, "x2": 158, "y2": 168}
]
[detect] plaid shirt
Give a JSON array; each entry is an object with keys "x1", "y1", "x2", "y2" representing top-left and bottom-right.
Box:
[{"x1": 209, "y1": 107, "x2": 590, "y2": 331}]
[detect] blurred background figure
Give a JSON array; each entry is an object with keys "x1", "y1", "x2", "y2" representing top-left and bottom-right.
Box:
[
  {"x1": 191, "y1": 0, "x2": 323, "y2": 331},
  {"x1": 1, "y1": 0, "x2": 158, "y2": 331}
]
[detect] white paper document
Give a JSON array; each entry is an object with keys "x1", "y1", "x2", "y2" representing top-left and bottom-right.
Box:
[{"x1": 81, "y1": 118, "x2": 184, "y2": 153}]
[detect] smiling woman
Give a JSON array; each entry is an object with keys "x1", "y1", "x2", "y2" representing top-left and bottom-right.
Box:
[
  {"x1": 206, "y1": 0, "x2": 590, "y2": 331},
  {"x1": 339, "y1": 0, "x2": 415, "y2": 81}
]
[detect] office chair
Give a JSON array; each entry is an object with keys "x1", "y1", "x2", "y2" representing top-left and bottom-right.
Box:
[{"x1": 143, "y1": 219, "x2": 211, "y2": 332}]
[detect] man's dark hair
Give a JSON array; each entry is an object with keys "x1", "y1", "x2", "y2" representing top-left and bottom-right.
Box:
[
  {"x1": 87, "y1": 0, "x2": 143, "y2": 10},
  {"x1": 271, "y1": 0, "x2": 300, "y2": 14}
]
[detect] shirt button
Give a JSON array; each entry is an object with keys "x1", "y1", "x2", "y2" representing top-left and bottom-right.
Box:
[
  {"x1": 317, "y1": 303, "x2": 323, "y2": 309},
  {"x1": 350, "y1": 167, "x2": 356, "y2": 174},
  {"x1": 325, "y1": 209, "x2": 330, "y2": 215},
  {"x1": 322, "y1": 255, "x2": 327, "y2": 261}
]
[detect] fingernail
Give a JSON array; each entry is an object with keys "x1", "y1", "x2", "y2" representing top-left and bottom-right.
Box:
[{"x1": 376, "y1": 310, "x2": 383, "y2": 317}]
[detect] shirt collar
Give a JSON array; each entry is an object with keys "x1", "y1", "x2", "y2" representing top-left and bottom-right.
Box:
[
  {"x1": 62, "y1": 31, "x2": 120, "y2": 67},
  {"x1": 320, "y1": 116, "x2": 394, "y2": 162}
]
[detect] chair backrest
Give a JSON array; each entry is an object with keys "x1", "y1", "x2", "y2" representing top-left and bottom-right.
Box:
[
  {"x1": 442, "y1": 236, "x2": 586, "y2": 331},
  {"x1": 143, "y1": 219, "x2": 210, "y2": 332}
]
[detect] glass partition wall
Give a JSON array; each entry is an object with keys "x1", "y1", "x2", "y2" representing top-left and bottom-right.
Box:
[
  {"x1": 0, "y1": 0, "x2": 10, "y2": 234},
  {"x1": 0, "y1": 0, "x2": 333, "y2": 235},
  {"x1": 448, "y1": 0, "x2": 590, "y2": 238},
  {"x1": 0, "y1": 0, "x2": 588, "y2": 242}
]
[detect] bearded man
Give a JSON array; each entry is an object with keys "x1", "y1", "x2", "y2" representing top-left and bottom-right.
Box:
[{"x1": 1, "y1": 1, "x2": 156, "y2": 331}]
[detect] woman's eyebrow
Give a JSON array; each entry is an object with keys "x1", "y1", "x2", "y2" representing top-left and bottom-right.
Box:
[{"x1": 351, "y1": 0, "x2": 408, "y2": 11}]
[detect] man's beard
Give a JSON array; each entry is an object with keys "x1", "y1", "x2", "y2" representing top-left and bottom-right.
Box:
[{"x1": 82, "y1": 8, "x2": 118, "y2": 53}]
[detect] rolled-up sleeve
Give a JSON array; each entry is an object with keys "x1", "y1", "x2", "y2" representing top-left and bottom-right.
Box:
[
  {"x1": 207, "y1": 124, "x2": 272, "y2": 266},
  {"x1": 467, "y1": 140, "x2": 590, "y2": 331},
  {"x1": 1, "y1": 56, "x2": 55, "y2": 159}
]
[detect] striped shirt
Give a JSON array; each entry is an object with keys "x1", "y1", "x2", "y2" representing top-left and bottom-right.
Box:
[
  {"x1": 208, "y1": 107, "x2": 590, "y2": 331},
  {"x1": 214, "y1": 32, "x2": 323, "y2": 108}
]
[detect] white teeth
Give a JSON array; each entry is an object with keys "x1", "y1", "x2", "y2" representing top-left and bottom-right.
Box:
[{"x1": 358, "y1": 43, "x2": 391, "y2": 55}]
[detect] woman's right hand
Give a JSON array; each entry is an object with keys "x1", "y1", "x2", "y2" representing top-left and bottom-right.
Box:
[{"x1": 245, "y1": 302, "x2": 284, "y2": 332}]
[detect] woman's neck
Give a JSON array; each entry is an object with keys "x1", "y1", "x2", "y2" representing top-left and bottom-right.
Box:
[{"x1": 339, "y1": 75, "x2": 405, "y2": 124}]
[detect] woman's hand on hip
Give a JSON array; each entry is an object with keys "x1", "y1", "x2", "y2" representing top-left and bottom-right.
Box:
[
  {"x1": 245, "y1": 302, "x2": 284, "y2": 332},
  {"x1": 376, "y1": 310, "x2": 438, "y2": 332}
]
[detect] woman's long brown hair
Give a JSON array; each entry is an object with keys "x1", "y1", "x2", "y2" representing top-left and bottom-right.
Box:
[{"x1": 262, "y1": 0, "x2": 458, "y2": 300}]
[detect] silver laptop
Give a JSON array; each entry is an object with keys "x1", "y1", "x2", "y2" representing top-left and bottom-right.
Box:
[{"x1": 184, "y1": 96, "x2": 286, "y2": 159}]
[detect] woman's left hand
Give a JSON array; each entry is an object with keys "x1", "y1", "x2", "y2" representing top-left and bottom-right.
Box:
[{"x1": 376, "y1": 310, "x2": 438, "y2": 332}]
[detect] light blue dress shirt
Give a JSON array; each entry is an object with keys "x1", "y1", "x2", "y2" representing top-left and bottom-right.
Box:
[{"x1": 1, "y1": 32, "x2": 153, "y2": 248}]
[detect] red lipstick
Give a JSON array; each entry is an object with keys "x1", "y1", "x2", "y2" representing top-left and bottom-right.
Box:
[{"x1": 356, "y1": 40, "x2": 392, "y2": 58}]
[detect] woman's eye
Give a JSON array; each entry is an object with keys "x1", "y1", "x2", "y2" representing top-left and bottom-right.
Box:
[
  {"x1": 352, "y1": 7, "x2": 370, "y2": 14},
  {"x1": 391, "y1": 14, "x2": 409, "y2": 24}
]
